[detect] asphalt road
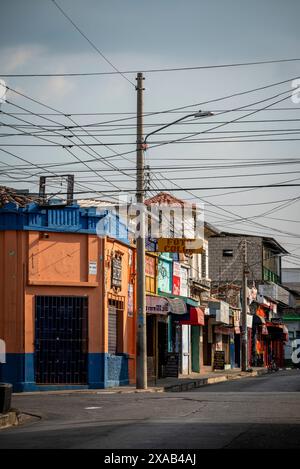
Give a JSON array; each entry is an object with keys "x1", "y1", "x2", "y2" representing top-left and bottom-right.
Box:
[{"x1": 1, "y1": 370, "x2": 300, "y2": 449}]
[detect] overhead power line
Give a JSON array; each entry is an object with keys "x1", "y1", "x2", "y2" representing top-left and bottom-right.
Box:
[
  {"x1": 2, "y1": 57, "x2": 300, "y2": 77},
  {"x1": 4, "y1": 75, "x2": 299, "y2": 133},
  {"x1": 27, "y1": 184, "x2": 300, "y2": 194}
]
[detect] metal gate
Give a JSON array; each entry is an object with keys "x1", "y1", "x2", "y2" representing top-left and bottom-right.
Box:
[
  {"x1": 108, "y1": 297, "x2": 124, "y2": 354},
  {"x1": 35, "y1": 296, "x2": 88, "y2": 384}
]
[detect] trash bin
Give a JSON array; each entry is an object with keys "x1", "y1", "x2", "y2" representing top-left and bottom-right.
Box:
[{"x1": 0, "y1": 383, "x2": 12, "y2": 414}]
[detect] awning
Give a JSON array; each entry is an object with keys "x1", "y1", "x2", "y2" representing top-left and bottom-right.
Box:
[
  {"x1": 167, "y1": 297, "x2": 187, "y2": 315},
  {"x1": 146, "y1": 295, "x2": 169, "y2": 315},
  {"x1": 266, "y1": 321, "x2": 283, "y2": 328},
  {"x1": 180, "y1": 306, "x2": 205, "y2": 326},
  {"x1": 265, "y1": 321, "x2": 287, "y2": 338},
  {"x1": 214, "y1": 325, "x2": 232, "y2": 335},
  {"x1": 146, "y1": 295, "x2": 187, "y2": 316}
]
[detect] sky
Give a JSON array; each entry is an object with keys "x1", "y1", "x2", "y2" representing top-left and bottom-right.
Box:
[{"x1": 1, "y1": 0, "x2": 300, "y2": 267}]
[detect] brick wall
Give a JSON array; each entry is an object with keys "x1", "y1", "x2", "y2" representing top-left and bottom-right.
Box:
[{"x1": 208, "y1": 235, "x2": 263, "y2": 283}]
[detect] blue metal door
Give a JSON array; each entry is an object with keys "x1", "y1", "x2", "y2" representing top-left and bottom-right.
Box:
[{"x1": 35, "y1": 296, "x2": 88, "y2": 384}]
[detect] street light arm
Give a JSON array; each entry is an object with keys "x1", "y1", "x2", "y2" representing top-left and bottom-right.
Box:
[{"x1": 143, "y1": 112, "x2": 197, "y2": 145}]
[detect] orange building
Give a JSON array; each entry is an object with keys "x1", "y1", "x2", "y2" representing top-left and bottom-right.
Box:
[{"x1": 0, "y1": 199, "x2": 136, "y2": 391}]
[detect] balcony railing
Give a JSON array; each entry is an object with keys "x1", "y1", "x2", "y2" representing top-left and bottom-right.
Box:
[{"x1": 263, "y1": 267, "x2": 280, "y2": 285}]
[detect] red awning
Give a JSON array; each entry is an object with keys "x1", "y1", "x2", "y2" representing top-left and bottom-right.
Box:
[{"x1": 180, "y1": 306, "x2": 205, "y2": 326}]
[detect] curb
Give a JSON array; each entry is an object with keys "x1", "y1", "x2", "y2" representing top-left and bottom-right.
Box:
[
  {"x1": 0, "y1": 410, "x2": 41, "y2": 430},
  {"x1": 10, "y1": 369, "x2": 271, "y2": 396},
  {"x1": 164, "y1": 369, "x2": 269, "y2": 392}
]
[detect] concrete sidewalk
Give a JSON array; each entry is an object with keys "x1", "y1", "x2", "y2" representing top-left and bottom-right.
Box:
[
  {"x1": 154, "y1": 367, "x2": 268, "y2": 392},
  {"x1": 12, "y1": 367, "x2": 269, "y2": 396}
]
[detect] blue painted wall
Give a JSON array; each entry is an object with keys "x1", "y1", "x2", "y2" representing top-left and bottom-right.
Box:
[
  {"x1": 0, "y1": 202, "x2": 130, "y2": 244},
  {"x1": 0, "y1": 353, "x2": 129, "y2": 392}
]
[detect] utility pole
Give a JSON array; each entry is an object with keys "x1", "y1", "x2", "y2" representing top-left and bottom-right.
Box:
[
  {"x1": 241, "y1": 239, "x2": 249, "y2": 371},
  {"x1": 136, "y1": 72, "x2": 147, "y2": 389}
]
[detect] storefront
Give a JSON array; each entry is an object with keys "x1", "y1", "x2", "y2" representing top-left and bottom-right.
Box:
[
  {"x1": 265, "y1": 320, "x2": 288, "y2": 368},
  {"x1": 146, "y1": 295, "x2": 187, "y2": 379},
  {"x1": 232, "y1": 308, "x2": 241, "y2": 368},
  {"x1": 180, "y1": 306, "x2": 205, "y2": 373},
  {"x1": 252, "y1": 312, "x2": 269, "y2": 367},
  {"x1": 206, "y1": 300, "x2": 231, "y2": 370}
]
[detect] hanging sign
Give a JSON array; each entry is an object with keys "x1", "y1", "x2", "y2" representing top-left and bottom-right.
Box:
[
  {"x1": 157, "y1": 238, "x2": 203, "y2": 254},
  {"x1": 111, "y1": 257, "x2": 122, "y2": 288}
]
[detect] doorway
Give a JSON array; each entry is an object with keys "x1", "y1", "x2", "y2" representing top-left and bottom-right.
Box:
[{"x1": 35, "y1": 296, "x2": 88, "y2": 384}]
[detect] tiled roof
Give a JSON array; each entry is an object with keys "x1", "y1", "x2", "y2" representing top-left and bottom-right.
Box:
[
  {"x1": 145, "y1": 192, "x2": 186, "y2": 206},
  {"x1": 0, "y1": 185, "x2": 41, "y2": 208}
]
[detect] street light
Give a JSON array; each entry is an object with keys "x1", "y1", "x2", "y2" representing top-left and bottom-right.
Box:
[
  {"x1": 144, "y1": 110, "x2": 214, "y2": 145},
  {"x1": 135, "y1": 74, "x2": 213, "y2": 390}
]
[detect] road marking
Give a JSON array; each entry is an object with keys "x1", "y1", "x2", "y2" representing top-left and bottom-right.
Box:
[{"x1": 85, "y1": 406, "x2": 102, "y2": 410}]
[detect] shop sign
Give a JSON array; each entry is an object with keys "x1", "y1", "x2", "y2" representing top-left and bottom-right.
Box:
[
  {"x1": 111, "y1": 257, "x2": 122, "y2": 288},
  {"x1": 214, "y1": 326, "x2": 232, "y2": 335},
  {"x1": 233, "y1": 310, "x2": 241, "y2": 327},
  {"x1": 146, "y1": 255, "x2": 156, "y2": 277},
  {"x1": 248, "y1": 286, "x2": 257, "y2": 303},
  {"x1": 158, "y1": 259, "x2": 172, "y2": 294},
  {"x1": 180, "y1": 265, "x2": 189, "y2": 297},
  {"x1": 215, "y1": 333, "x2": 223, "y2": 351},
  {"x1": 173, "y1": 276, "x2": 180, "y2": 296},
  {"x1": 247, "y1": 314, "x2": 253, "y2": 329},
  {"x1": 172, "y1": 261, "x2": 181, "y2": 295},
  {"x1": 214, "y1": 301, "x2": 230, "y2": 325},
  {"x1": 200, "y1": 291, "x2": 210, "y2": 303},
  {"x1": 173, "y1": 261, "x2": 181, "y2": 277},
  {"x1": 146, "y1": 296, "x2": 170, "y2": 315},
  {"x1": 128, "y1": 284, "x2": 134, "y2": 317},
  {"x1": 157, "y1": 238, "x2": 203, "y2": 254},
  {"x1": 89, "y1": 261, "x2": 97, "y2": 275},
  {"x1": 213, "y1": 350, "x2": 225, "y2": 370}
]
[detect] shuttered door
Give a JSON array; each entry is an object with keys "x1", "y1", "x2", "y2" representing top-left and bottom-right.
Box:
[
  {"x1": 108, "y1": 298, "x2": 124, "y2": 354},
  {"x1": 108, "y1": 305, "x2": 118, "y2": 354},
  {"x1": 35, "y1": 296, "x2": 88, "y2": 384}
]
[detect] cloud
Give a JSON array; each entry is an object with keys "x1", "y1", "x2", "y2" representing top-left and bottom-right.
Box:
[{"x1": 2, "y1": 45, "x2": 44, "y2": 73}]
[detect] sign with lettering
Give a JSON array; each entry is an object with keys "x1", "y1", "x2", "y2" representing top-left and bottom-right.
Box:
[
  {"x1": 111, "y1": 257, "x2": 122, "y2": 288},
  {"x1": 157, "y1": 238, "x2": 203, "y2": 254},
  {"x1": 146, "y1": 255, "x2": 156, "y2": 277},
  {"x1": 89, "y1": 261, "x2": 97, "y2": 275},
  {"x1": 165, "y1": 353, "x2": 179, "y2": 377},
  {"x1": 213, "y1": 350, "x2": 225, "y2": 370},
  {"x1": 128, "y1": 284, "x2": 134, "y2": 317}
]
